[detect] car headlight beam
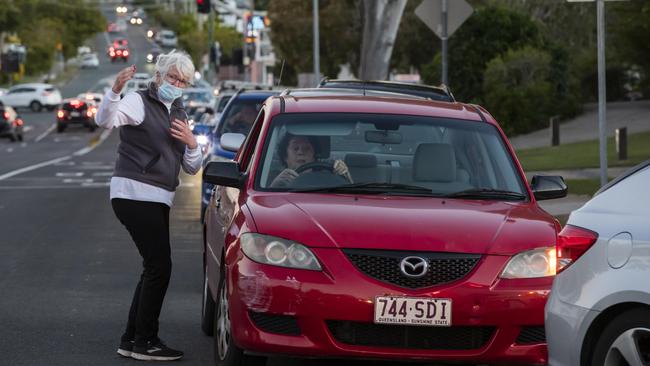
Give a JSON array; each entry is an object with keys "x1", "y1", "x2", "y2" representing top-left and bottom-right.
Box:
[
  {"x1": 240, "y1": 233, "x2": 322, "y2": 271},
  {"x1": 500, "y1": 247, "x2": 556, "y2": 279}
]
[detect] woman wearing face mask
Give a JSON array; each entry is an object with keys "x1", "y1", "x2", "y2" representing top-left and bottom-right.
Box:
[{"x1": 95, "y1": 50, "x2": 199, "y2": 361}]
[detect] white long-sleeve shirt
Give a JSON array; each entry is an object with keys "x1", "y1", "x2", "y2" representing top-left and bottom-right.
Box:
[{"x1": 96, "y1": 90, "x2": 202, "y2": 207}]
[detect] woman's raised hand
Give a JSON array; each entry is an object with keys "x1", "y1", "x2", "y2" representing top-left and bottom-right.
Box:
[{"x1": 112, "y1": 65, "x2": 136, "y2": 94}]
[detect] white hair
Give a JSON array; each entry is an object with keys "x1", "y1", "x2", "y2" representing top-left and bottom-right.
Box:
[{"x1": 154, "y1": 49, "x2": 195, "y2": 84}]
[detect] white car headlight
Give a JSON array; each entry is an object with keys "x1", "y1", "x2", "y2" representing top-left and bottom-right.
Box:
[
  {"x1": 500, "y1": 247, "x2": 556, "y2": 279},
  {"x1": 196, "y1": 135, "x2": 209, "y2": 145},
  {"x1": 240, "y1": 233, "x2": 322, "y2": 271}
]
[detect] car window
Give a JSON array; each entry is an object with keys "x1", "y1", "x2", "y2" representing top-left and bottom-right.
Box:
[
  {"x1": 239, "y1": 108, "x2": 266, "y2": 172},
  {"x1": 216, "y1": 96, "x2": 232, "y2": 112},
  {"x1": 216, "y1": 98, "x2": 266, "y2": 136},
  {"x1": 255, "y1": 113, "x2": 527, "y2": 197},
  {"x1": 44, "y1": 87, "x2": 55, "y2": 92}
]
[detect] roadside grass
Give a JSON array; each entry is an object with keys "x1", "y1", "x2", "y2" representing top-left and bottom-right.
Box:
[
  {"x1": 565, "y1": 178, "x2": 602, "y2": 196},
  {"x1": 516, "y1": 131, "x2": 650, "y2": 171}
]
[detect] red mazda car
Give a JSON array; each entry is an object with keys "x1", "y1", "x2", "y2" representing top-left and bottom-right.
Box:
[{"x1": 201, "y1": 87, "x2": 567, "y2": 366}]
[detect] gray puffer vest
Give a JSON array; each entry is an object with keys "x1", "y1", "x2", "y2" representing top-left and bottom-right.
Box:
[{"x1": 113, "y1": 82, "x2": 188, "y2": 191}]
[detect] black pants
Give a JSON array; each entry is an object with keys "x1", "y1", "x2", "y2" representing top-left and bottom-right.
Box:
[{"x1": 112, "y1": 198, "x2": 171, "y2": 345}]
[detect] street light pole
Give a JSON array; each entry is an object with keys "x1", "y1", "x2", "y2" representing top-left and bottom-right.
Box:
[
  {"x1": 597, "y1": 0, "x2": 608, "y2": 186},
  {"x1": 313, "y1": 0, "x2": 320, "y2": 85},
  {"x1": 441, "y1": 0, "x2": 448, "y2": 85}
]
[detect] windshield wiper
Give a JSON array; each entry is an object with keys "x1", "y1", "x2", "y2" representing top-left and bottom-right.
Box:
[
  {"x1": 289, "y1": 182, "x2": 436, "y2": 195},
  {"x1": 446, "y1": 188, "x2": 527, "y2": 201}
]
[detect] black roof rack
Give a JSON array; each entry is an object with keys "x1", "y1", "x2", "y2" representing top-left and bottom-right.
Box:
[
  {"x1": 318, "y1": 78, "x2": 455, "y2": 102},
  {"x1": 280, "y1": 87, "x2": 428, "y2": 100}
]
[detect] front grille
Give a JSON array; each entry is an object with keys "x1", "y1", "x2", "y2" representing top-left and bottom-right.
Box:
[
  {"x1": 327, "y1": 321, "x2": 495, "y2": 350},
  {"x1": 344, "y1": 249, "x2": 480, "y2": 289},
  {"x1": 249, "y1": 311, "x2": 301, "y2": 336},
  {"x1": 516, "y1": 326, "x2": 546, "y2": 344}
]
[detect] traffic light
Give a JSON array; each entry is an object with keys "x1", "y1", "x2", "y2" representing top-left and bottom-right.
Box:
[{"x1": 197, "y1": 0, "x2": 211, "y2": 14}]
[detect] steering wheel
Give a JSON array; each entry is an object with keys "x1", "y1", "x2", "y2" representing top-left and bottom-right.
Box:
[{"x1": 294, "y1": 161, "x2": 334, "y2": 174}]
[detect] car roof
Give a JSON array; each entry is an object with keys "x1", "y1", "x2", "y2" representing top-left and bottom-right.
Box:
[
  {"x1": 233, "y1": 90, "x2": 280, "y2": 99},
  {"x1": 11, "y1": 83, "x2": 54, "y2": 88},
  {"x1": 275, "y1": 94, "x2": 490, "y2": 124},
  {"x1": 319, "y1": 79, "x2": 454, "y2": 102}
]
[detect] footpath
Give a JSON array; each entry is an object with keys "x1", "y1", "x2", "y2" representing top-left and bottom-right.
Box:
[{"x1": 510, "y1": 100, "x2": 650, "y2": 216}]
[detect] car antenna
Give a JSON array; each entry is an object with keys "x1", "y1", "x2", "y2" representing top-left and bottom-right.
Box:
[{"x1": 276, "y1": 59, "x2": 286, "y2": 88}]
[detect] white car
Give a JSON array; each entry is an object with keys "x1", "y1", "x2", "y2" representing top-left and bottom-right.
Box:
[
  {"x1": 158, "y1": 30, "x2": 178, "y2": 48},
  {"x1": 545, "y1": 161, "x2": 650, "y2": 365},
  {"x1": 0, "y1": 83, "x2": 62, "y2": 112},
  {"x1": 80, "y1": 53, "x2": 99, "y2": 69}
]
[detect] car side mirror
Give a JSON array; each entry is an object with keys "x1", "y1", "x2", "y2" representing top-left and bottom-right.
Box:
[
  {"x1": 203, "y1": 161, "x2": 246, "y2": 188},
  {"x1": 221, "y1": 132, "x2": 245, "y2": 152},
  {"x1": 531, "y1": 175, "x2": 567, "y2": 200}
]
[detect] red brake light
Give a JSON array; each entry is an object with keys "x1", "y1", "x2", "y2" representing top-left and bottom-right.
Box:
[
  {"x1": 110, "y1": 51, "x2": 116, "y2": 57},
  {"x1": 556, "y1": 225, "x2": 599, "y2": 273},
  {"x1": 57, "y1": 110, "x2": 65, "y2": 119},
  {"x1": 86, "y1": 111, "x2": 93, "y2": 117},
  {"x1": 14, "y1": 118, "x2": 23, "y2": 126},
  {"x1": 123, "y1": 50, "x2": 129, "y2": 56},
  {"x1": 3, "y1": 111, "x2": 9, "y2": 120},
  {"x1": 70, "y1": 99, "x2": 81, "y2": 107}
]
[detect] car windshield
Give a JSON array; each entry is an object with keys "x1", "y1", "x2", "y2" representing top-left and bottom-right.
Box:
[
  {"x1": 255, "y1": 113, "x2": 527, "y2": 199},
  {"x1": 216, "y1": 98, "x2": 265, "y2": 136}
]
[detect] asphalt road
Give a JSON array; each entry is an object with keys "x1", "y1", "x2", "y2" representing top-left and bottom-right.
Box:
[{"x1": 0, "y1": 6, "x2": 412, "y2": 366}]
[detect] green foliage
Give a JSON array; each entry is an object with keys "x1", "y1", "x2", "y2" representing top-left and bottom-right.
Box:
[
  {"x1": 483, "y1": 47, "x2": 553, "y2": 135},
  {"x1": 390, "y1": 0, "x2": 439, "y2": 74},
  {"x1": 268, "y1": 0, "x2": 359, "y2": 84},
  {"x1": 421, "y1": 5, "x2": 543, "y2": 102},
  {"x1": 3, "y1": 0, "x2": 105, "y2": 76}
]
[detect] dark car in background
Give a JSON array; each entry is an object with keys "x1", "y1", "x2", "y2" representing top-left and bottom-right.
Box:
[
  {"x1": 56, "y1": 98, "x2": 97, "y2": 133},
  {"x1": 200, "y1": 89, "x2": 279, "y2": 222},
  {"x1": 0, "y1": 105, "x2": 24, "y2": 142},
  {"x1": 110, "y1": 47, "x2": 129, "y2": 62}
]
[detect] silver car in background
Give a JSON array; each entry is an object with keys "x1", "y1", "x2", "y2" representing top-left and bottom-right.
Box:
[{"x1": 545, "y1": 160, "x2": 650, "y2": 366}]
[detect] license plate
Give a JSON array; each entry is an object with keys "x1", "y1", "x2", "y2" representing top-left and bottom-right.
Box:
[
  {"x1": 70, "y1": 111, "x2": 80, "y2": 117},
  {"x1": 374, "y1": 296, "x2": 451, "y2": 326}
]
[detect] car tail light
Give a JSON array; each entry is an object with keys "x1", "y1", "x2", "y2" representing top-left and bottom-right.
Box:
[
  {"x1": 86, "y1": 111, "x2": 93, "y2": 117},
  {"x1": 90, "y1": 107, "x2": 97, "y2": 114},
  {"x1": 556, "y1": 225, "x2": 599, "y2": 273},
  {"x1": 123, "y1": 50, "x2": 129, "y2": 56},
  {"x1": 57, "y1": 110, "x2": 65, "y2": 119},
  {"x1": 14, "y1": 118, "x2": 23, "y2": 127},
  {"x1": 3, "y1": 111, "x2": 9, "y2": 120},
  {"x1": 110, "y1": 51, "x2": 116, "y2": 57},
  {"x1": 116, "y1": 50, "x2": 122, "y2": 55},
  {"x1": 70, "y1": 99, "x2": 81, "y2": 107}
]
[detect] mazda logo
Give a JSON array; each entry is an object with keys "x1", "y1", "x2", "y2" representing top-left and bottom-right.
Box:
[{"x1": 399, "y1": 256, "x2": 428, "y2": 278}]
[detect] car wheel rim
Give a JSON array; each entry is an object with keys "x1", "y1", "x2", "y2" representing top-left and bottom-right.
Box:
[
  {"x1": 605, "y1": 327, "x2": 650, "y2": 366},
  {"x1": 216, "y1": 281, "x2": 230, "y2": 360}
]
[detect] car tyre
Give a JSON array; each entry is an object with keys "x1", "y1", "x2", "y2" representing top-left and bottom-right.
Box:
[
  {"x1": 8, "y1": 133, "x2": 16, "y2": 142},
  {"x1": 201, "y1": 253, "x2": 216, "y2": 336},
  {"x1": 30, "y1": 101, "x2": 42, "y2": 112},
  {"x1": 213, "y1": 266, "x2": 266, "y2": 366},
  {"x1": 17, "y1": 133, "x2": 23, "y2": 142},
  {"x1": 57, "y1": 123, "x2": 66, "y2": 133},
  {"x1": 589, "y1": 308, "x2": 650, "y2": 365}
]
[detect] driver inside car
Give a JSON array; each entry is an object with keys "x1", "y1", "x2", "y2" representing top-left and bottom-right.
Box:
[{"x1": 270, "y1": 134, "x2": 352, "y2": 188}]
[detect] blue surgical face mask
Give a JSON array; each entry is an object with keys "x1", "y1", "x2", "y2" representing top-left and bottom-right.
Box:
[{"x1": 158, "y1": 81, "x2": 183, "y2": 102}]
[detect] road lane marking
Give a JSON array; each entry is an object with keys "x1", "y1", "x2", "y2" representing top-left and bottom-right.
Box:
[
  {"x1": 0, "y1": 156, "x2": 72, "y2": 181},
  {"x1": 56, "y1": 172, "x2": 84, "y2": 177},
  {"x1": 35, "y1": 124, "x2": 56, "y2": 142},
  {"x1": 63, "y1": 178, "x2": 94, "y2": 183},
  {"x1": 24, "y1": 126, "x2": 33, "y2": 133},
  {"x1": 0, "y1": 128, "x2": 112, "y2": 181}
]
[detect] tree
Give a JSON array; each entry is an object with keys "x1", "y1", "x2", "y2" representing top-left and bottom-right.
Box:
[
  {"x1": 358, "y1": 0, "x2": 407, "y2": 80},
  {"x1": 268, "y1": 0, "x2": 360, "y2": 85},
  {"x1": 390, "y1": 0, "x2": 440, "y2": 74},
  {"x1": 421, "y1": 5, "x2": 543, "y2": 102},
  {"x1": 483, "y1": 47, "x2": 553, "y2": 135}
]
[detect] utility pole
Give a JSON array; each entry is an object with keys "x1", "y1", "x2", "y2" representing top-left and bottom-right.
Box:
[
  {"x1": 597, "y1": 0, "x2": 607, "y2": 187},
  {"x1": 441, "y1": 0, "x2": 448, "y2": 85},
  {"x1": 313, "y1": 0, "x2": 320, "y2": 84}
]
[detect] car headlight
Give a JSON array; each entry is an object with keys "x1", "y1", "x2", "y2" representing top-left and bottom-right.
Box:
[
  {"x1": 240, "y1": 233, "x2": 322, "y2": 271},
  {"x1": 500, "y1": 247, "x2": 556, "y2": 279},
  {"x1": 196, "y1": 134, "x2": 209, "y2": 145}
]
